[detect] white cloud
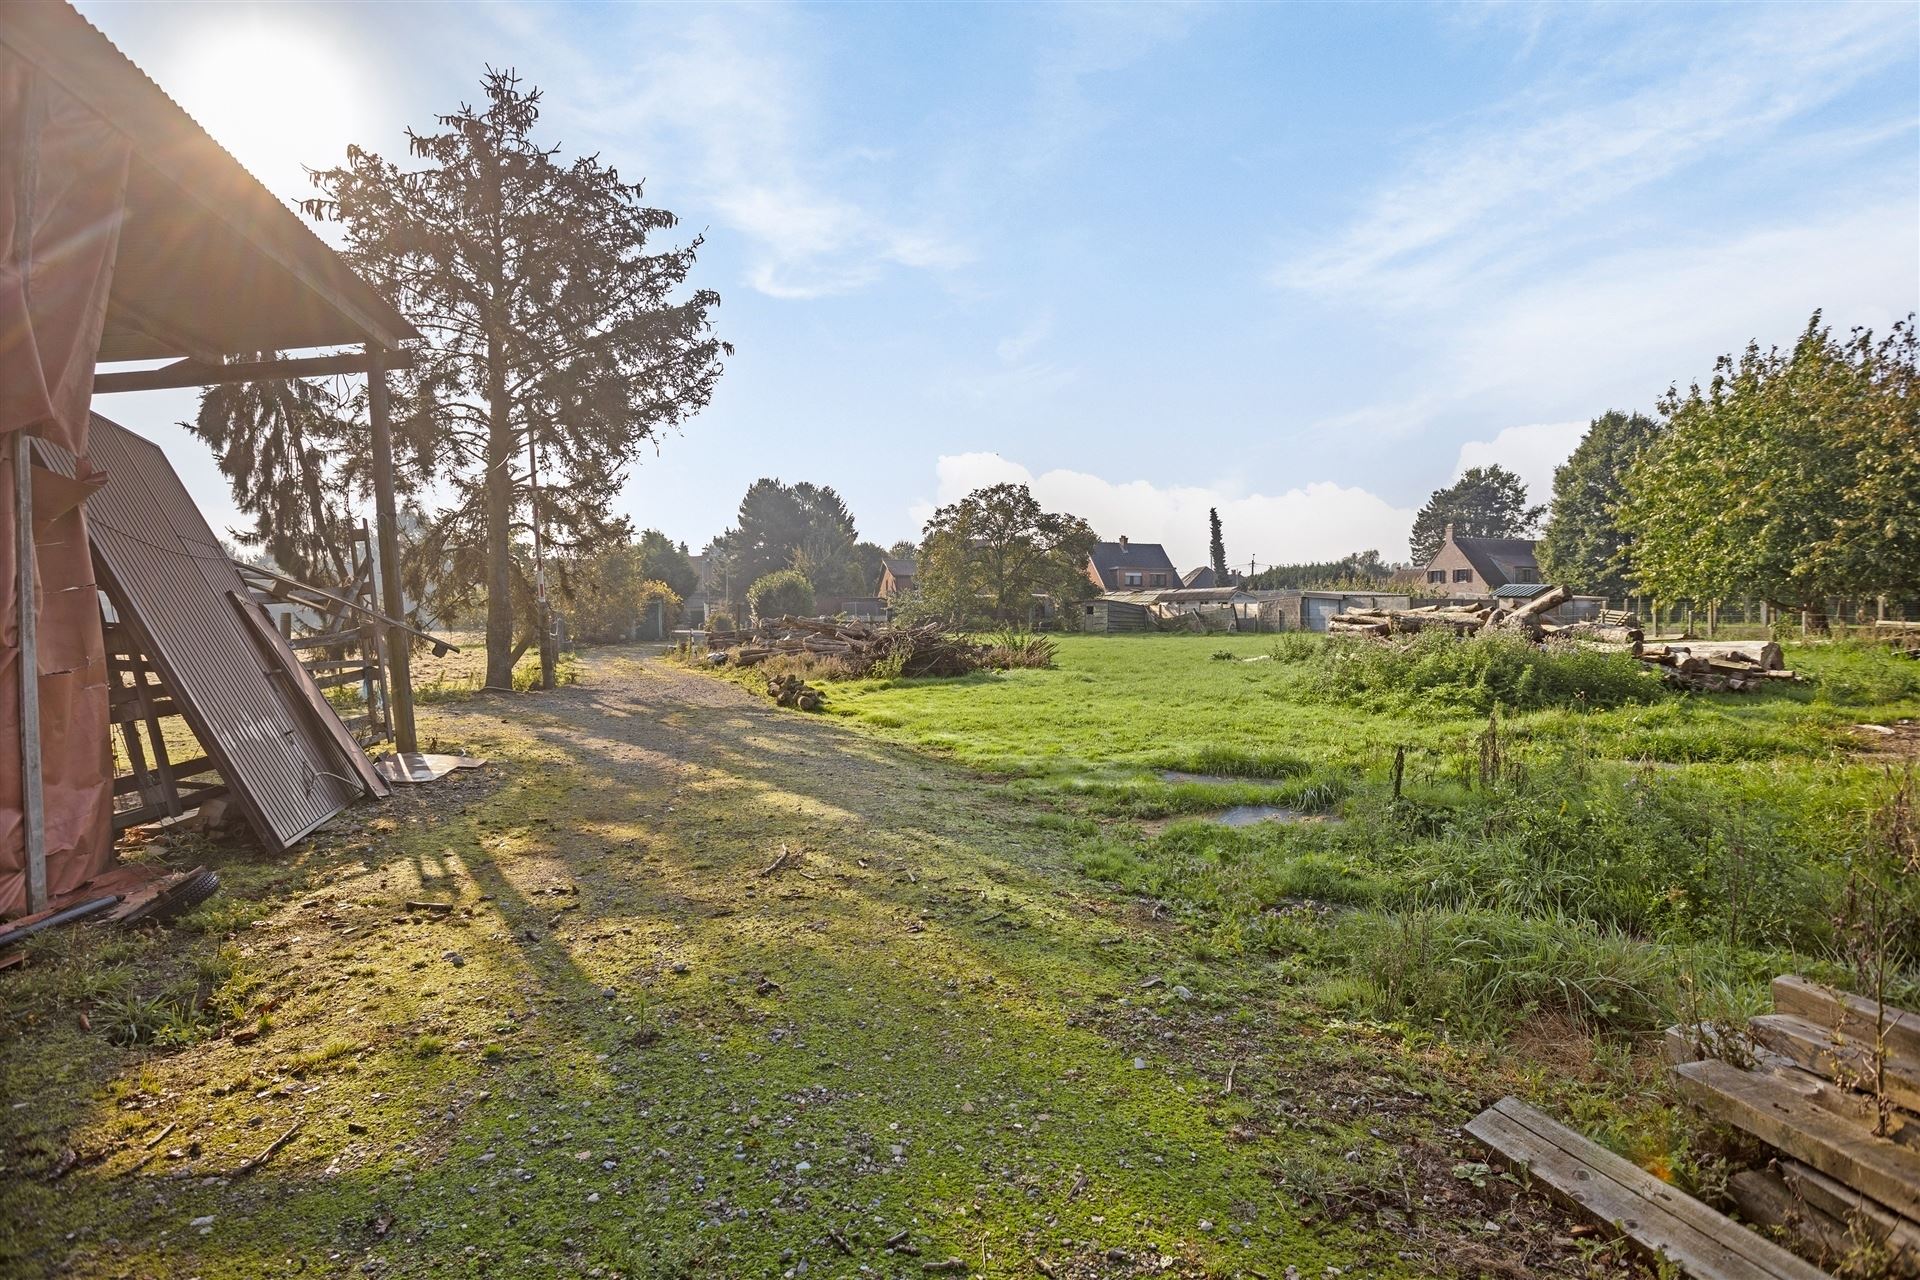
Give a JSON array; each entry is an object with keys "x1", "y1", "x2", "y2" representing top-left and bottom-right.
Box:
[
  {"x1": 910, "y1": 453, "x2": 1418, "y2": 568},
  {"x1": 1277, "y1": 3, "x2": 1913, "y2": 306},
  {"x1": 1453, "y1": 422, "x2": 1584, "y2": 508}
]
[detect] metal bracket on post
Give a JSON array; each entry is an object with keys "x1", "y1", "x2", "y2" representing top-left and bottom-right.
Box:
[
  {"x1": 14, "y1": 431, "x2": 47, "y2": 912},
  {"x1": 365, "y1": 346, "x2": 417, "y2": 754}
]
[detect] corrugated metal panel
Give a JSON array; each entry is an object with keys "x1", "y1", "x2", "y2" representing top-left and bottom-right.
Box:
[{"x1": 38, "y1": 416, "x2": 381, "y2": 851}]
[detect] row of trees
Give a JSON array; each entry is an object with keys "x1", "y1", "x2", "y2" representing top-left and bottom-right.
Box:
[{"x1": 1542, "y1": 313, "x2": 1917, "y2": 615}]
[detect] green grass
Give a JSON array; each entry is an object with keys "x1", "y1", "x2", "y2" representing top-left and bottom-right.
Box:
[
  {"x1": 810, "y1": 633, "x2": 1920, "y2": 1038},
  {"x1": 7, "y1": 636, "x2": 1914, "y2": 1278}
]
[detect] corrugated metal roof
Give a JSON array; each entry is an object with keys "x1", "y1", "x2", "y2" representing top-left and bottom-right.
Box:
[
  {"x1": 37, "y1": 415, "x2": 384, "y2": 851},
  {"x1": 0, "y1": 2, "x2": 417, "y2": 359},
  {"x1": 1493, "y1": 582, "x2": 1554, "y2": 599}
]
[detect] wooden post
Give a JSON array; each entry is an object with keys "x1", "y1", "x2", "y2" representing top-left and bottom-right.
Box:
[
  {"x1": 365, "y1": 346, "x2": 416, "y2": 754},
  {"x1": 13, "y1": 432, "x2": 46, "y2": 912},
  {"x1": 525, "y1": 427, "x2": 555, "y2": 690}
]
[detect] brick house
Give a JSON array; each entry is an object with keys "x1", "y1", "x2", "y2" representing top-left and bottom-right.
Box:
[
  {"x1": 1085, "y1": 537, "x2": 1178, "y2": 592},
  {"x1": 1420, "y1": 524, "x2": 1541, "y2": 594}
]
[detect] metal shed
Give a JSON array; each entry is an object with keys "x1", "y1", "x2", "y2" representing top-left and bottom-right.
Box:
[{"x1": 1, "y1": 0, "x2": 418, "y2": 914}]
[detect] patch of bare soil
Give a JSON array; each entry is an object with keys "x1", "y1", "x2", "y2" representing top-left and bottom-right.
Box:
[{"x1": 1854, "y1": 718, "x2": 1920, "y2": 761}]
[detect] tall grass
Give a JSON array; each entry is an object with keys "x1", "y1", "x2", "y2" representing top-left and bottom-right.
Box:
[{"x1": 1309, "y1": 631, "x2": 1665, "y2": 713}]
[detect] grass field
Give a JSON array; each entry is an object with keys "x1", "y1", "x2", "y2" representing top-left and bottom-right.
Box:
[
  {"x1": 3, "y1": 631, "x2": 1915, "y2": 1278},
  {"x1": 807, "y1": 631, "x2": 1920, "y2": 1046}
]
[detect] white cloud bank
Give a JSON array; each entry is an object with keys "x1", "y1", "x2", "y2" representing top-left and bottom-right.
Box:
[
  {"x1": 911, "y1": 454, "x2": 1420, "y2": 569},
  {"x1": 911, "y1": 421, "x2": 1593, "y2": 570},
  {"x1": 1453, "y1": 422, "x2": 1585, "y2": 509}
]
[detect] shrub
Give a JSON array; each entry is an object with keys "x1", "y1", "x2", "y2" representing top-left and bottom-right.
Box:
[
  {"x1": 747, "y1": 570, "x2": 815, "y2": 621},
  {"x1": 706, "y1": 610, "x2": 735, "y2": 633},
  {"x1": 1312, "y1": 630, "x2": 1664, "y2": 713},
  {"x1": 985, "y1": 630, "x2": 1057, "y2": 670}
]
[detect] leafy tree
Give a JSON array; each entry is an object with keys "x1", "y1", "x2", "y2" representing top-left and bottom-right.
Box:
[
  {"x1": 852, "y1": 541, "x2": 889, "y2": 596},
  {"x1": 304, "y1": 69, "x2": 727, "y2": 689},
  {"x1": 562, "y1": 541, "x2": 681, "y2": 643},
  {"x1": 918, "y1": 483, "x2": 1096, "y2": 624},
  {"x1": 1408, "y1": 465, "x2": 1544, "y2": 564},
  {"x1": 633, "y1": 528, "x2": 699, "y2": 600},
  {"x1": 747, "y1": 568, "x2": 815, "y2": 621},
  {"x1": 886, "y1": 539, "x2": 919, "y2": 559},
  {"x1": 1619, "y1": 313, "x2": 1919, "y2": 613},
  {"x1": 187, "y1": 366, "x2": 362, "y2": 582},
  {"x1": 1536, "y1": 411, "x2": 1663, "y2": 598},
  {"x1": 1208, "y1": 508, "x2": 1228, "y2": 583}
]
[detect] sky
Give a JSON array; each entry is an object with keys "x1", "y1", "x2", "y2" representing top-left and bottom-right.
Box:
[{"x1": 80, "y1": 0, "x2": 1920, "y2": 573}]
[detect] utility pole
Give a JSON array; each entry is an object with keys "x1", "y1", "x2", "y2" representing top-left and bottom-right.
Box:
[{"x1": 365, "y1": 346, "x2": 417, "y2": 754}]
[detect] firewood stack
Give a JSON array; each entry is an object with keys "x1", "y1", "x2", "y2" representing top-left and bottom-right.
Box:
[
  {"x1": 707, "y1": 615, "x2": 999, "y2": 678},
  {"x1": 765, "y1": 673, "x2": 825, "y2": 712},
  {"x1": 1638, "y1": 641, "x2": 1799, "y2": 692},
  {"x1": 1328, "y1": 589, "x2": 1802, "y2": 694}
]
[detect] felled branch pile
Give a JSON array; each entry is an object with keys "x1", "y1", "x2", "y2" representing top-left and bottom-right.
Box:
[
  {"x1": 766, "y1": 673, "x2": 825, "y2": 712},
  {"x1": 707, "y1": 615, "x2": 999, "y2": 678},
  {"x1": 1329, "y1": 588, "x2": 1801, "y2": 693}
]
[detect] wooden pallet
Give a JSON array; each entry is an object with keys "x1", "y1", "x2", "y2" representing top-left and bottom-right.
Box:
[
  {"x1": 1465, "y1": 1096, "x2": 1831, "y2": 1279},
  {"x1": 1672, "y1": 976, "x2": 1920, "y2": 1276}
]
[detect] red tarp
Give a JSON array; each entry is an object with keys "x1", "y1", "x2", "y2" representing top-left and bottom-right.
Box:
[{"x1": 0, "y1": 46, "x2": 130, "y2": 915}]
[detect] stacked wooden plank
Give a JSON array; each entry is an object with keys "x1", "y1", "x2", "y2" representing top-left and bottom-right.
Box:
[
  {"x1": 707, "y1": 616, "x2": 997, "y2": 678},
  {"x1": 1466, "y1": 1096, "x2": 1833, "y2": 1279},
  {"x1": 1669, "y1": 976, "x2": 1920, "y2": 1276}
]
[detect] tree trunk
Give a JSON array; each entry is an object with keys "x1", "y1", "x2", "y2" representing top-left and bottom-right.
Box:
[{"x1": 484, "y1": 329, "x2": 517, "y2": 690}]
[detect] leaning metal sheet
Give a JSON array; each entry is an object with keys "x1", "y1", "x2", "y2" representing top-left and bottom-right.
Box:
[{"x1": 36, "y1": 415, "x2": 381, "y2": 850}]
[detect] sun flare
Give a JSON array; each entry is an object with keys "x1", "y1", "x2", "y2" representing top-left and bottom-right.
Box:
[{"x1": 172, "y1": 15, "x2": 366, "y2": 185}]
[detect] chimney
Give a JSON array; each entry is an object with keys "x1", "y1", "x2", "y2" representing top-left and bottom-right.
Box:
[
  {"x1": 1118, "y1": 535, "x2": 1129, "y2": 550},
  {"x1": 1443, "y1": 522, "x2": 1454, "y2": 543}
]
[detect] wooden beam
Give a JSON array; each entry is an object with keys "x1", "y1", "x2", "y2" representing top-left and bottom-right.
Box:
[
  {"x1": 1676, "y1": 1058, "x2": 1920, "y2": 1222},
  {"x1": 1750, "y1": 1014, "x2": 1920, "y2": 1113},
  {"x1": 13, "y1": 433, "x2": 46, "y2": 912},
  {"x1": 92, "y1": 349, "x2": 415, "y2": 395},
  {"x1": 366, "y1": 346, "x2": 417, "y2": 754},
  {"x1": 231, "y1": 561, "x2": 455, "y2": 655},
  {"x1": 1466, "y1": 1095, "x2": 1832, "y2": 1280},
  {"x1": 1773, "y1": 976, "x2": 1920, "y2": 1068}
]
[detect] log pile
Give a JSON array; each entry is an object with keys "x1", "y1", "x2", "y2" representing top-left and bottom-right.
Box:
[
  {"x1": 1327, "y1": 590, "x2": 1802, "y2": 694},
  {"x1": 706, "y1": 615, "x2": 1000, "y2": 678},
  {"x1": 1638, "y1": 640, "x2": 1798, "y2": 692},
  {"x1": 766, "y1": 673, "x2": 825, "y2": 712}
]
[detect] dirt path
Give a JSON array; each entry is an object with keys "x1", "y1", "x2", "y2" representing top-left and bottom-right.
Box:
[{"x1": 4, "y1": 650, "x2": 1606, "y2": 1279}]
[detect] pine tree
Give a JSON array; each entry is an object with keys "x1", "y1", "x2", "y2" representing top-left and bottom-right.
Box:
[
  {"x1": 1408, "y1": 466, "x2": 1543, "y2": 565},
  {"x1": 186, "y1": 364, "x2": 360, "y2": 582},
  {"x1": 1208, "y1": 507, "x2": 1228, "y2": 582},
  {"x1": 304, "y1": 70, "x2": 728, "y2": 688},
  {"x1": 1537, "y1": 411, "x2": 1662, "y2": 598}
]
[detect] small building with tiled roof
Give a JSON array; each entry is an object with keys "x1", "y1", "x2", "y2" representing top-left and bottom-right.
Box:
[
  {"x1": 1085, "y1": 537, "x2": 1178, "y2": 592},
  {"x1": 1420, "y1": 524, "x2": 1541, "y2": 594},
  {"x1": 878, "y1": 557, "x2": 916, "y2": 598}
]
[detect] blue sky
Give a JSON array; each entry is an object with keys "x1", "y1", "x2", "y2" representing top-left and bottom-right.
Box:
[{"x1": 82, "y1": 1, "x2": 1919, "y2": 571}]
